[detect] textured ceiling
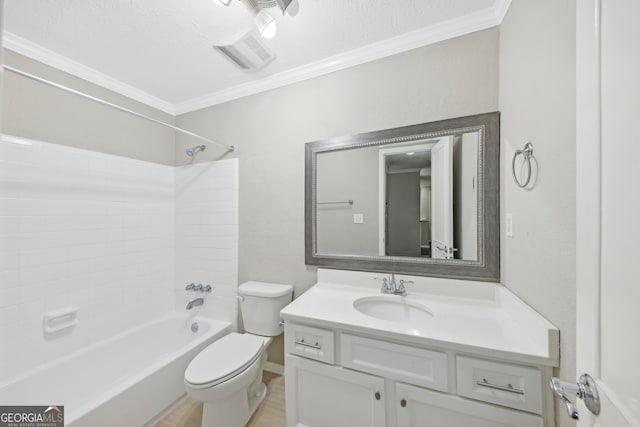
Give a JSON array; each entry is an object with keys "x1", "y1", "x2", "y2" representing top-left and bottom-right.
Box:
[{"x1": 4, "y1": 0, "x2": 506, "y2": 113}]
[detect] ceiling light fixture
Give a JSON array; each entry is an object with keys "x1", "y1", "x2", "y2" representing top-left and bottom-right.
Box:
[
  {"x1": 215, "y1": 0, "x2": 294, "y2": 40},
  {"x1": 254, "y1": 9, "x2": 277, "y2": 39}
]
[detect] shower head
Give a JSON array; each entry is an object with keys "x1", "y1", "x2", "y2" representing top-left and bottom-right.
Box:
[{"x1": 186, "y1": 145, "x2": 206, "y2": 157}]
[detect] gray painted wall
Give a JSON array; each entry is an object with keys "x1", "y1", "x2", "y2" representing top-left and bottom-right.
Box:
[
  {"x1": 387, "y1": 171, "x2": 421, "y2": 256},
  {"x1": 177, "y1": 28, "x2": 500, "y2": 363},
  {"x1": 499, "y1": 2, "x2": 577, "y2": 426},
  {"x1": 1, "y1": 50, "x2": 176, "y2": 165},
  {"x1": 316, "y1": 146, "x2": 379, "y2": 256}
]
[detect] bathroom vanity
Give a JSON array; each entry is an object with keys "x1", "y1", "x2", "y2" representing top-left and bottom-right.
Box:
[{"x1": 281, "y1": 270, "x2": 559, "y2": 427}]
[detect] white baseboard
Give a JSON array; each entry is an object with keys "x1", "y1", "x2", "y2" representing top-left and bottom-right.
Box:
[
  {"x1": 264, "y1": 361, "x2": 285, "y2": 376},
  {"x1": 143, "y1": 393, "x2": 188, "y2": 427}
]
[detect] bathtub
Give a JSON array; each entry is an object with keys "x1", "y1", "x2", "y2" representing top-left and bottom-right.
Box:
[{"x1": 0, "y1": 313, "x2": 231, "y2": 427}]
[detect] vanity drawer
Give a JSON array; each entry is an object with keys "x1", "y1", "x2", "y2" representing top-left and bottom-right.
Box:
[
  {"x1": 341, "y1": 334, "x2": 448, "y2": 392},
  {"x1": 456, "y1": 356, "x2": 543, "y2": 414},
  {"x1": 285, "y1": 323, "x2": 335, "y2": 364}
]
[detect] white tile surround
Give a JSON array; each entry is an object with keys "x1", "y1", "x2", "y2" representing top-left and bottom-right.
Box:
[
  {"x1": 174, "y1": 160, "x2": 239, "y2": 328},
  {"x1": 0, "y1": 136, "x2": 238, "y2": 383}
]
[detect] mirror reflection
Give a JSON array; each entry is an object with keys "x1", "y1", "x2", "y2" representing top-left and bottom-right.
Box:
[
  {"x1": 305, "y1": 112, "x2": 499, "y2": 281},
  {"x1": 316, "y1": 132, "x2": 479, "y2": 261}
]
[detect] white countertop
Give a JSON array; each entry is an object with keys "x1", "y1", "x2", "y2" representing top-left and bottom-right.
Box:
[{"x1": 281, "y1": 273, "x2": 559, "y2": 367}]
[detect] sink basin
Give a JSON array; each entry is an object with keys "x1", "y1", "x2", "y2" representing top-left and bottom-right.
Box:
[{"x1": 353, "y1": 296, "x2": 433, "y2": 323}]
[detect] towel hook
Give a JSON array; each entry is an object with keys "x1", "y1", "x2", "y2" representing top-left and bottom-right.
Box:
[{"x1": 512, "y1": 142, "x2": 534, "y2": 188}]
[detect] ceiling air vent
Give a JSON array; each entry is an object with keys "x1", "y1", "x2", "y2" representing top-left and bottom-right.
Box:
[{"x1": 213, "y1": 30, "x2": 276, "y2": 70}]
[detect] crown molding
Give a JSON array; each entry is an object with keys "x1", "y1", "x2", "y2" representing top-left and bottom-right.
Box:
[
  {"x1": 2, "y1": 0, "x2": 511, "y2": 117},
  {"x1": 2, "y1": 31, "x2": 176, "y2": 115},
  {"x1": 493, "y1": 0, "x2": 512, "y2": 23},
  {"x1": 174, "y1": 1, "x2": 511, "y2": 115}
]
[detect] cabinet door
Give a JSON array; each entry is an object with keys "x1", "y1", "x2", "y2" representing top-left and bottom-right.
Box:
[
  {"x1": 285, "y1": 354, "x2": 385, "y2": 427},
  {"x1": 396, "y1": 383, "x2": 543, "y2": 427}
]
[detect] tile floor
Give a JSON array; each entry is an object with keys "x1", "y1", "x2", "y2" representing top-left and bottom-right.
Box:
[{"x1": 153, "y1": 371, "x2": 285, "y2": 427}]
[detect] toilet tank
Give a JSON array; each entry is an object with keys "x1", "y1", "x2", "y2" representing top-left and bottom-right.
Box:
[{"x1": 239, "y1": 281, "x2": 293, "y2": 336}]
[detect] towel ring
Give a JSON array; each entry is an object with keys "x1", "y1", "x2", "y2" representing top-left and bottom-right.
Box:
[{"x1": 512, "y1": 142, "x2": 534, "y2": 188}]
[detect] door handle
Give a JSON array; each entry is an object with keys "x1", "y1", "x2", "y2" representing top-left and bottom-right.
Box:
[{"x1": 550, "y1": 373, "x2": 600, "y2": 420}]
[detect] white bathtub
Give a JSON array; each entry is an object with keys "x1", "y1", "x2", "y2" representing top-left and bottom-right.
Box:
[{"x1": 0, "y1": 313, "x2": 231, "y2": 427}]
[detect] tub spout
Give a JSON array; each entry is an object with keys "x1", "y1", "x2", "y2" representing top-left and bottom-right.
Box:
[{"x1": 186, "y1": 298, "x2": 204, "y2": 310}]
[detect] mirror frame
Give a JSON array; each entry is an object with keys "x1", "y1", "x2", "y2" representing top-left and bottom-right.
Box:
[{"x1": 305, "y1": 112, "x2": 500, "y2": 282}]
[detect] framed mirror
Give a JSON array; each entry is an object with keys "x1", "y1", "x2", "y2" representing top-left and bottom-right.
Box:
[{"x1": 305, "y1": 112, "x2": 499, "y2": 281}]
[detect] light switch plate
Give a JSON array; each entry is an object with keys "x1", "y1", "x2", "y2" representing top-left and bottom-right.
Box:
[
  {"x1": 506, "y1": 213, "x2": 513, "y2": 237},
  {"x1": 353, "y1": 213, "x2": 364, "y2": 224}
]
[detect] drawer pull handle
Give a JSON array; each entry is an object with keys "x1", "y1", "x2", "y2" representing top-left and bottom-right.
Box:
[
  {"x1": 374, "y1": 391, "x2": 381, "y2": 400},
  {"x1": 400, "y1": 399, "x2": 407, "y2": 408},
  {"x1": 294, "y1": 339, "x2": 321, "y2": 350},
  {"x1": 476, "y1": 378, "x2": 525, "y2": 395}
]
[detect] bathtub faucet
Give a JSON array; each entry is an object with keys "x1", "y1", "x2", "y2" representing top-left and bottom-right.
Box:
[{"x1": 186, "y1": 297, "x2": 204, "y2": 310}]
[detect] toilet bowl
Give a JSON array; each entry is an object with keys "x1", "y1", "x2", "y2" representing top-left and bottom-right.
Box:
[{"x1": 184, "y1": 281, "x2": 293, "y2": 427}]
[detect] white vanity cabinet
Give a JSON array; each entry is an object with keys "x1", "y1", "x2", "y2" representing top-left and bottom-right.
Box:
[
  {"x1": 284, "y1": 322, "x2": 553, "y2": 427},
  {"x1": 281, "y1": 277, "x2": 559, "y2": 427},
  {"x1": 285, "y1": 354, "x2": 385, "y2": 427}
]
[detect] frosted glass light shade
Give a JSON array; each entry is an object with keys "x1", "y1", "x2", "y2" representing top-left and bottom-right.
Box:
[{"x1": 254, "y1": 10, "x2": 277, "y2": 39}]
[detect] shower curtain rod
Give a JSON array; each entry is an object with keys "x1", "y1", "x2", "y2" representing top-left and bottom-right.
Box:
[{"x1": 1, "y1": 65, "x2": 234, "y2": 152}]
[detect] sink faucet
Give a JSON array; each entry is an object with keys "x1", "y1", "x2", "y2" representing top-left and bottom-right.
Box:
[
  {"x1": 377, "y1": 273, "x2": 412, "y2": 296},
  {"x1": 186, "y1": 297, "x2": 204, "y2": 310}
]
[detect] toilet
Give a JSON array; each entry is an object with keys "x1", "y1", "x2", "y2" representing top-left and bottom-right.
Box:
[{"x1": 184, "y1": 281, "x2": 293, "y2": 427}]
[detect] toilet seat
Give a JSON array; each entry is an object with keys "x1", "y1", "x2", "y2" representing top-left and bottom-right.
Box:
[{"x1": 185, "y1": 333, "x2": 266, "y2": 389}]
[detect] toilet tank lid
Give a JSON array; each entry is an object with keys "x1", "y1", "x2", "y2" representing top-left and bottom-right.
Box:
[{"x1": 239, "y1": 281, "x2": 293, "y2": 298}]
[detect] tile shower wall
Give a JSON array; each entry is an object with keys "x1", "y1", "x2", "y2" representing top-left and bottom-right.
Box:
[
  {"x1": 174, "y1": 159, "x2": 239, "y2": 329},
  {"x1": 0, "y1": 137, "x2": 175, "y2": 382}
]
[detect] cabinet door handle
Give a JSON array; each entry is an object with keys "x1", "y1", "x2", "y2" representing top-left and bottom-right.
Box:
[
  {"x1": 294, "y1": 339, "x2": 321, "y2": 350},
  {"x1": 400, "y1": 399, "x2": 407, "y2": 408},
  {"x1": 374, "y1": 391, "x2": 381, "y2": 400},
  {"x1": 476, "y1": 378, "x2": 525, "y2": 395}
]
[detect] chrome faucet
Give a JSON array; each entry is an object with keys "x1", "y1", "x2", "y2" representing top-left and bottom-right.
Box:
[
  {"x1": 376, "y1": 273, "x2": 412, "y2": 296},
  {"x1": 388, "y1": 273, "x2": 397, "y2": 294},
  {"x1": 186, "y1": 297, "x2": 204, "y2": 310}
]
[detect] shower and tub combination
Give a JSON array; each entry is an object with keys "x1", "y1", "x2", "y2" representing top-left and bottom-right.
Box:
[
  {"x1": 0, "y1": 144, "x2": 239, "y2": 427},
  {"x1": 0, "y1": 47, "x2": 242, "y2": 427},
  {"x1": 0, "y1": 134, "x2": 240, "y2": 425}
]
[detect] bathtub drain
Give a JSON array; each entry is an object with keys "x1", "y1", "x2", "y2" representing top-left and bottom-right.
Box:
[{"x1": 190, "y1": 322, "x2": 199, "y2": 333}]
